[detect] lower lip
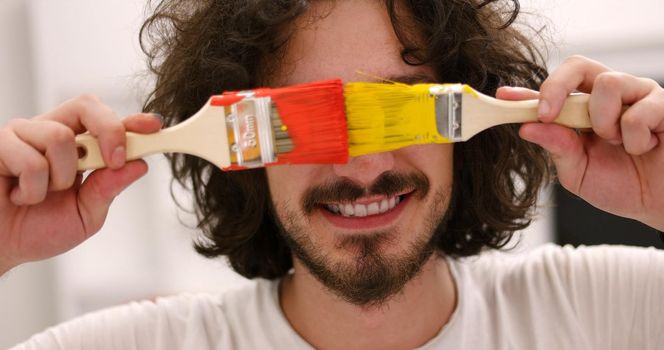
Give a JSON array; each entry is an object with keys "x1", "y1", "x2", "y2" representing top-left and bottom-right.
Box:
[{"x1": 318, "y1": 195, "x2": 411, "y2": 230}]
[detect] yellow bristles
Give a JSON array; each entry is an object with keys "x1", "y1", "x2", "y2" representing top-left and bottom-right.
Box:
[{"x1": 344, "y1": 82, "x2": 451, "y2": 157}]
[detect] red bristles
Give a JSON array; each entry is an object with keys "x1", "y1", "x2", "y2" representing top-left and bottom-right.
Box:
[{"x1": 258, "y1": 79, "x2": 349, "y2": 165}]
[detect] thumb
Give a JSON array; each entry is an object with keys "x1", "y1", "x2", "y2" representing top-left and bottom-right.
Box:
[
  {"x1": 519, "y1": 123, "x2": 588, "y2": 194},
  {"x1": 76, "y1": 160, "x2": 148, "y2": 234}
]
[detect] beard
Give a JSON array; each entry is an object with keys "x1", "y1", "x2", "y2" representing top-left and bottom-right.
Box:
[{"x1": 273, "y1": 171, "x2": 451, "y2": 307}]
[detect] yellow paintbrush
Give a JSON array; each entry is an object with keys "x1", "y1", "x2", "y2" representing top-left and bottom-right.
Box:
[{"x1": 344, "y1": 82, "x2": 591, "y2": 156}]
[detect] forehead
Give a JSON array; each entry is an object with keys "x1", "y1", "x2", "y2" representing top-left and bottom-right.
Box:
[{"x1": 277, "y1": 0, "x2": 432, "y2": 85}]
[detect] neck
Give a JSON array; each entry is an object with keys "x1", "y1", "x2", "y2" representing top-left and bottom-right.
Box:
[{"x1": 279, "y1": 254, "x2": 457, "y2": 350}]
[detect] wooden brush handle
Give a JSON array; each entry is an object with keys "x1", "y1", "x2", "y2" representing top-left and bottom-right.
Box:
[
  {"x1": 76, "y1": 130, "x2": 173, "y2": 170},
  {"x1": 76, "y1": 103, "x2": 231, "y2": 170},
  {"x1": 488, "y1": 93, "x2": 591, "y2": 128},
  {"x1": 554, "y1": 94, "x2": 592, "y2": 128},
  {"x1": 462, "y1": 92, "x2": 596, "y2": 141}
]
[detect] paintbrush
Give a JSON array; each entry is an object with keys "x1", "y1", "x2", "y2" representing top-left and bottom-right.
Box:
[
  {"x1": 344, "y1": 82, "x2": 591, "y2": 156},
  {"x1": 75, "y1": 79, "x2": 348, "y2": 170}
]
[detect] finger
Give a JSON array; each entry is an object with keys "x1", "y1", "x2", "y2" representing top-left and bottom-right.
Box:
[
  {"x1": 35, "y1": 95, "x2": 126, "y2": 169},
  {"x1": 122, "y1": 113, "x2": 163, "y2": 133},
  {"x1": 519, "y1": 123, "x2": 588, "y2": 193},
  {"x1": 77, "y1": 160, "x2": 148, "y2": 234},
  {"x1": 495, "y1": 86, "x2": 540, "y2": 100},
  {"x1": 0, "y1": 129, "x2": 49, "y2": 205},
  {"x1": 10, "y1": 119, "x2": 78, "y2": 191},
  {"x1": 589, "y1": 73, "x2": 659, "y2": 145},
  {"x1": 539, "y1": 55, "x2": 612, "y2": 122},
  {"x1": 620, "y1": 90, "x2": 664, "y2": 155}
]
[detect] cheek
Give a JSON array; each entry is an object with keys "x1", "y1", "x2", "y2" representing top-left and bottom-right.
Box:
[{"x1": 396, "y1": 144, "x2": 454, "y2": 185}]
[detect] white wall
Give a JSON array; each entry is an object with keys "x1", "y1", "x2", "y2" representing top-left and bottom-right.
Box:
[
  {"x1": 0, "y1": 1, "x2": 248, "y2": 348},
  {"x1": 0, "y1": 0, "x2": 58, "y2": 347},
  {"x1": 25, "y1": 0, "x2": 250, "y2": 323},
  {"x1": 1, "y1": 0, "x2": 663, "y2": 348},
  {"x1": 522, "y1": 0, "x2": 664, "y2": 76}
]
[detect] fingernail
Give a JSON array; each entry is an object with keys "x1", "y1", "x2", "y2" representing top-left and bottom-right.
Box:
[
  {"x1": 152, "y1": 113, "x2": 164, "y2": 122},
  {"x1": 538, "y1": 100, "x2": 550, "y2": 120},
  {"x1": 111, "y1": 146, "x2": 126, "y2": 168}
]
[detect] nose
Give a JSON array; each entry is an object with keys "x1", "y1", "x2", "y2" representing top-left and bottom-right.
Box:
[{"x1": 332, "y1": 151, "x2": 395, "y2": 186}]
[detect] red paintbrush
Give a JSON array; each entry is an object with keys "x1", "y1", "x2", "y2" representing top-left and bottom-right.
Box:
[{"x1": 75, "y1": 79, "x2": 348, "y2": 170}]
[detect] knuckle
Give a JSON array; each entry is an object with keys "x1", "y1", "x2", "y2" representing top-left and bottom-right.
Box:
[
  {"x1": 6, "y1": 118, "x2": 28, "y2": 130},
  {"x1": 563, "y1": 54, "x2": 590, "y2": 66},
  {"x1": 102, "y1": 119, "x2": 126, "y2": 144},
  {"x1": 593, "y1": 72, "x2": 625, "y2": 90},
  {"x1": 538, "y1": 78, "x2": 557, "y2": 92},
  {"x1": 22, "y1": 156, "x2": 49, "y2": 175},
  {"x1": 639, "y1": 77, "x2": 659, "y2": 87},
  {"x1": 620, "y1": 112, "x2": 641, "y2": 130},
  {"x1": 76, "y1": 93, "x2": 101, "y2": 105},
  {"x1": 107, "y1": 119, "x2": 125, "y2": 134},
  {"x1": 47, "y1": 123, "x2": 76, "y2": 144},
  {"x1": 539, "y1": 78, "x2": 566, "y2": 98},
  {"x1": 74, "y1": 94, "x2": 106, "y2": 118}
]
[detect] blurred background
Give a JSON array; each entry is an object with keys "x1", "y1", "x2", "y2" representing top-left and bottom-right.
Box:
[{"x1": 1, "y1": 0, "x2": 663, "y2": 348}]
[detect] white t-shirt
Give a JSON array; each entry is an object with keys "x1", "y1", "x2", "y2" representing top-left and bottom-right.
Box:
[{"x1": 12, "y1": 244, "x2": 664, "y2": 349}]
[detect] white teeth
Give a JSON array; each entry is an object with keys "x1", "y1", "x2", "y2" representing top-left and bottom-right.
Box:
[
  {"x1": 343, "y1": 203, "x2": 355, "y2": 216},
  {"x1": 367, "y1": 202, "x2": 379, "y2": 215},
  {"x1": 327, "y1": 204, "x2": 340, "y2": 214},
  {"x1": 379, "y1": 199, "x2": 389, "y2": 213},
  {"x1": 354, "y1": 204, "x2": 368, "y2": 217},
  {"x1": 326, "y1": 195, "x2": 404, "y2": 217}
]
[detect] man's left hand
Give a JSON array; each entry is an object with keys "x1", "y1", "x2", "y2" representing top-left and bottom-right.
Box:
[{"x1": 497, "y1": 55, "x2": 664, "y2": 231}]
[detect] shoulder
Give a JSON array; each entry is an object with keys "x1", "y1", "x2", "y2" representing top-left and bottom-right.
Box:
[
  {"x1": 444, "y1": 245, "x2": 664, "y2": 348},
  {"x1": 448, "y1": 243, "x2": 664, "y2": 310},
  {"x1": 12, "y1": 280, "x2": 274, "y2": 350},
  {"x1": 459, "y1": 244, "x2": 664, "y2": 285}
]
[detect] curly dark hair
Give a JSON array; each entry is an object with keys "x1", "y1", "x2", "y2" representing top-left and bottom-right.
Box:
[{"x1": 140, "y1": 0, "x2": 551, "y2": 279}]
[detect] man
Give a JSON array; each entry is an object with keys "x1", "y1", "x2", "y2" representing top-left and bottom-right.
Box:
[{"x1": 3, "y1": 0, "x2": 664, "y2": 349}]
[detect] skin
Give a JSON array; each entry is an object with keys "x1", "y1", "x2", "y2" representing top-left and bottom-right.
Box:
[
  {"x1": 0, "y1": 97, "x2": 161, "y2": 275},
  {"x1": 515, "y1": 56, "x2": 664, "y2": 230},
  {"x1": 267, "y1": 1, "x2": 455, "y2": 349},
  {"x1": 0, "y1": 0, "x2": 663, "y2": 348}
]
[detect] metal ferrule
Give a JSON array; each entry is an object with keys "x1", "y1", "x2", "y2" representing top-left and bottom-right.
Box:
[
  {"x1": 225, "y1": 93, "x2": 277, "y2": 168},
  {"x1": 430, "y1": 84, "x2": 463, "y2": 142}
]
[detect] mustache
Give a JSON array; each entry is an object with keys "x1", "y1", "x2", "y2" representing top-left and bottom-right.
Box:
[{"x1": 302, "y1": 171, "x2": 430, "y2": 214}]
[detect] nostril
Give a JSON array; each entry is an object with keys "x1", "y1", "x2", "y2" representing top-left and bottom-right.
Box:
[{"x1": 332, "y1": 152, "x2": 395, "y2": 182}]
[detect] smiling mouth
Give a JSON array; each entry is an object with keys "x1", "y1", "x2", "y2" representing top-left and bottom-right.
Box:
[{"x1": 321, "y1": 192, "x2": 411, "y2": 218}]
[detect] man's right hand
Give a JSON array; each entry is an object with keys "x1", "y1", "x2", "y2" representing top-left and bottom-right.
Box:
[{"x1": 0, "y1": 95, "x2": 162, "y2": 275}]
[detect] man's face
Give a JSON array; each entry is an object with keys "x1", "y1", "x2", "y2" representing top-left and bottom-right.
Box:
[{"x1": 266, "y1": 0, "x2": 454, "y2": 306}]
